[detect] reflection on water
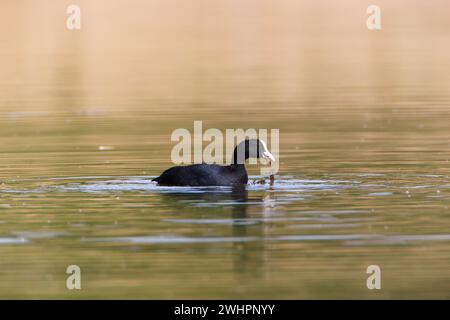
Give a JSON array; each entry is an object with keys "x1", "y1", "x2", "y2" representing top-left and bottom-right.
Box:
[
  {"x1": 1, "y1": 174, "x2": 449, "y2": 298},
  {"x1": 0, "y1": 0, "x2": 450, "y2": 298}
]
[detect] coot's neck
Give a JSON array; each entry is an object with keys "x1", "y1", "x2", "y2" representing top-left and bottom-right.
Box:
[
  {"x1": 231, "y1": 146, "x2": 248, "y2": 167},
  {"x1": 230, "y1": 145, "x2": 249, "y2": 184}
]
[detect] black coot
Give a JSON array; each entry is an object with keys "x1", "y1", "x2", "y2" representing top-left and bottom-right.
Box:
[{"x1": 152, "y1": 139, "x2": 275, "y2": 186}]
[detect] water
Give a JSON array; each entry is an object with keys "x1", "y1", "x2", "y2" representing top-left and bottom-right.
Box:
[
  {"x1": 0, "y1": 0, "x2": 450, "y2": 298},
  {"x1": 1, "y1": 174, "x2": 449, "y2": 299}
]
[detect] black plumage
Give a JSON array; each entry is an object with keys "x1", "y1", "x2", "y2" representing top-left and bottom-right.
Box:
[{"x1": 152, "y1": 139, "x2": 274, "y2": 186}]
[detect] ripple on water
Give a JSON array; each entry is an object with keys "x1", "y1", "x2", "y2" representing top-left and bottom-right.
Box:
[
  {"x1": 12, "y1": 174, "x2": 445, "y2": 196},
  {"x1": 83, "y1": 233, "x2": 450, "y2": 246},
  {"x1": 49, "y1": 176, "x2": 356, "y2": 194},
  {"x1": 0, "y1": 238, "x2": 29, "y2": 245},
  {"x1": 368, "y1": 192, "x2": 393, "y2": 196}
]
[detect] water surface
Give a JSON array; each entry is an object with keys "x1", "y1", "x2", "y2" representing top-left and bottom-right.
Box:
[{"x1": 0, "y1": 0, "x2": 449, "y2": 299}]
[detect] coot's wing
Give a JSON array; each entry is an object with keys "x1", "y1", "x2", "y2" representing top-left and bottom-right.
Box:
[
  {"x1": 187, "y1": 164, "x2": 232, "y2": 186},
  {"x1": 153, "y1": 164, "x2": 232, "y2": 186}
]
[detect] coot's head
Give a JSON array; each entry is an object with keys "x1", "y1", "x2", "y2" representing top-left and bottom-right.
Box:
[{"x1": 233, "y1": 139, "x2": 275, "y2": 164}]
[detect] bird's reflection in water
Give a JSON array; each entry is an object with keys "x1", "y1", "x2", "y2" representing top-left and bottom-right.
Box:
[
  {"x1": 159, "y1": 185, "x2": 273, "y2": 280},
  {"x1": 228, "y1": 186, "x2": 266, "y2": 280}
]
